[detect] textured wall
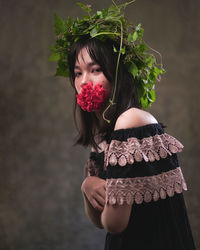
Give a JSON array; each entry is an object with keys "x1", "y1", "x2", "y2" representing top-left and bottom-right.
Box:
[{"x1": 0, "y1": 0, "x2": 199, "y2": 249}]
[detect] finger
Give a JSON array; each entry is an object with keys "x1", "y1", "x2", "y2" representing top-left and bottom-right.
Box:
[
  {"x1": 87, "y1": 194, "x2": 104, "y2": 210},
  {"x1": 95, "y1": 194, "x2": 105, "y2": 207},
  {"x1": 96, "y1": 188, "x2": 106, "y2": 200},
  {"x1": 92, "y1": 199, "x2": 104, "y2": 212}
]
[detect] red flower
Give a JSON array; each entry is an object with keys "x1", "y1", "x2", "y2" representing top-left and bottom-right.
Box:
[{"x1": 76, "y1": 82, "x2": 107, "y2": 112}]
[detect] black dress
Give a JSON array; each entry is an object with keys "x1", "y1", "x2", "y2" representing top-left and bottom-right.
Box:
[{"x1": 85, "y1": 123, "x2": 196, "y2": 250}]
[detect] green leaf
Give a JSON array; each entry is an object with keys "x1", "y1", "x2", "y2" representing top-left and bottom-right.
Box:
[
  {"x1": 120, "y1": 47, "x2": 126, "y2": 54},
  {"x1": 77, "y1": 2, "x2": 91, "y2": 14},
  {"x1": 161, "y1": 68, "x2": 166, "y2": 74},
  {"x1": 65, "y1": 17, "x2": 72, "y2": 28},
  {"x1": 128, "y1": 62, "x2": 138, "y2": 78},
  {"x1": 127, "y1": 31, "x2": 138, "y2": 42},
  {"x1": 127, "y1": 33, "x2": 132, "y2": 42},
  {"x1": 132, "y1": 31, "x2": 138, "y2": 41},
  {"x1": 108, "y1": 4, "x2": 119, "y2": 12},
  {"x1": 149, "y1": 90, "x2": 156, "y2": 102},
  {"x1": 137, "y1": 28, "x2": 144, "y2": 40},
  {"x1": 154, "y1": 66, "x2": 163, "y2": 75},
  {"x1": 49, "y1": 52, "x2": 60, "y2": 62},
  {"x1": 97, "y1": 11, "x2": 102, "y2": 17},
  {"x1": 135, "y1": 23, "x2": 141, "y2": 31},
  {"x1": 90, "y1": 27, "x2": 98, "y2": 37},
  {"x1": 146, "y1": 56, "x2": 155, "y2": 67},
  {"x1": 141, "y1": 95, "x2": 149, "y2": 109},
  {"x1": 142, "y1": 79, "x2": 148, "y2": 84},
  {"x1": 113, "y1": 46, "x2": 118, "y2": 53},
  {"x1": 54, "y1": 14, "x2": 65, "y2": 35},
  {"x1": 137, "y1": 82, "x2": 145, "y2": 97},
  {"x1": 135, "y1": 44, "x2": 147, "y2": 53},
  {"x1": 74, "y1": 36, "x2": 80, "y2": 43},
  {"x1": 108, "y1": 4, "x2": 120, "y2": 16},
  {"x1": 102, "y1": 8, "x2": 109, "y2": 18}
]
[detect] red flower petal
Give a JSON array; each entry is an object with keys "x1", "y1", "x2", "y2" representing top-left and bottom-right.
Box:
[{"x1": 76, "y1": 83, "x2": 107, "y2": 112}]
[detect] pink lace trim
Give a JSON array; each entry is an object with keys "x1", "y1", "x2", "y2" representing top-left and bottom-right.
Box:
[
  {"x1": 104, "y1": 133, "x2": 183, "y2": 168},
  {"x1": 106, "y1": 167, "x2": 187, "y2": 205}
]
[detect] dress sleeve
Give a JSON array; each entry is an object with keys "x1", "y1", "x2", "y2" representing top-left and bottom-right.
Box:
[
  {"x1": 84, "y1": 151, "x2": 100, "y2": 178},
  {"x1": 104, "y1": 123, "x2": 187, "y2": 206}
]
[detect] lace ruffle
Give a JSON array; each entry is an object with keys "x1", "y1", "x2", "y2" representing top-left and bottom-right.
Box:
[
  {"x1": 104, "y1": 133, "x2": 183, "y2": 168},
  {"x1": 106, "y1": 167, "x2": 187, "y2": 205}
]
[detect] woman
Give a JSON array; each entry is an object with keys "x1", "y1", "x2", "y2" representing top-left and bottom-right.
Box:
[
  {"x1": 51, "y1": 2, "x2": 196, "y2": 249},
  {"x1": 69, "y1": 37, "x2": 195, "y2": 250}
]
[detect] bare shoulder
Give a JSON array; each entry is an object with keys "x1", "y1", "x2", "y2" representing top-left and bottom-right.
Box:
[{"x1": 114, "y1": 108, "x2": 158, "y2": 131}]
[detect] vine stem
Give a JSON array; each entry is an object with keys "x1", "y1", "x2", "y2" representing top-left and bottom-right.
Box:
[
  {"x1": 92, "y1": 31, "x2": 120, "y2": 37},
  {"x1": 112, "y1": 0, "x2": 136, "y2": 9},
  {"x1": 102, "y1": 19, "x2": 123, "y2": 123}
]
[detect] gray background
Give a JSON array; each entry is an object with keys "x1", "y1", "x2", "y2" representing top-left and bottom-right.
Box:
[{"x1": 0, "y1": 0, "x2": 199, "y2": 249}]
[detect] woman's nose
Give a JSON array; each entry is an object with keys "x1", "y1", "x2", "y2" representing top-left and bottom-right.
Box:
[{"x1": 81, "y1": 73, "x2": 91, "y2": 87}]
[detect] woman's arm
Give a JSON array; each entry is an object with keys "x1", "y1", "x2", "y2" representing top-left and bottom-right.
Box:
[
  {"x1": 81, "y1": 177, "x2": 132, "y2": 233},
  {"x1": 82, "y1": 191, "x2": 103, "y2": 228},
  {"x1": 100, "y1": 108, "x2": 157, "y2": 234},
  {"x1": 81, "y1": 176, "x2": 106, "y2": 229},
  {"x1": 101, "y1": 200, "x2": 132, "y2": 234}
]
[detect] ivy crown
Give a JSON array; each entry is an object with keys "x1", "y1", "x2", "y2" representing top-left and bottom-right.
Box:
[{"x1": 49, "y1": 0, "x2": 165, "y2": 110}]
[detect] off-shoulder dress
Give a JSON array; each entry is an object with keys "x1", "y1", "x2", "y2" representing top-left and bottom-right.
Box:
[{"x1": 85, "y1": 123, "x2": 196, "y2": 250}]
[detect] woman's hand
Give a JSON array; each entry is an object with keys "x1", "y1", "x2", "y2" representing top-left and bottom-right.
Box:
[{"x1": 81, "y1": 176, "x2": 106, "y2": 212}]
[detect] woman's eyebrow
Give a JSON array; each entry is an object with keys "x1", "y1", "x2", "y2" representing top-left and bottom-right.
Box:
[
  {"x1": 74, "y1": 65, "x2": 80, "y2": 70},
  {"x1": 74, "y1": 62, "x2": 98, "y2": 69},
  {"x1": 88, "y1": 62, "x2": 98, "y2": 66}
]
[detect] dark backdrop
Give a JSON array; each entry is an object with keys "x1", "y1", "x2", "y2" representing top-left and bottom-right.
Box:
[{"x1": 0, "y1": 0, "x2": 199, "y2": 249}]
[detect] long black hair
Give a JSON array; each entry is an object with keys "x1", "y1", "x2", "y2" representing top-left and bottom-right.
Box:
[{"x1": 68, "y1": 36, "x2": 141, "y2": 149}]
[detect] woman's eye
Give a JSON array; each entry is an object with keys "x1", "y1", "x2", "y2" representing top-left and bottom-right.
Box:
[
  {"x1": 75, "y1": 72, "x2": 81, "y2": 77},
  {"x1": 92, "y1": 68, "x2": 102, "y2": 73}
]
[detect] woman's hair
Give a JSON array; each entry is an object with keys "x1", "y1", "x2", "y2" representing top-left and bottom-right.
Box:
[{"x1": 68, "y1": 36, "x2": 141, "y2": 149}]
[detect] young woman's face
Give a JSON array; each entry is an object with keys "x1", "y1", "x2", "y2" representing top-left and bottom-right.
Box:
[{"x1": 74, "y1": 47, "x2": 112, "y2": 95}]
